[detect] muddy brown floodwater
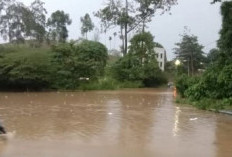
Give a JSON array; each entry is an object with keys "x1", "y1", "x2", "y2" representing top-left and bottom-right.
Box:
[{"x1": 0, "y1": 88, "x2": 232, "y2": 157}]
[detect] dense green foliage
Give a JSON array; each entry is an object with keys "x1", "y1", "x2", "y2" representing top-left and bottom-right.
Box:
[
  {"x1": 217, "y1": 1, "x2": 232, "y2": 63},
  {"x1": 0, "y1": 0, "x2": 172, "y2": 91},
  {"x1": 111, "y1": 32, "x2": 167, "y2": 87},
  {"x1": 174, "y1": 33, "x2": 206, "y2": 75},
  {"x1": 0, "y1": 0, "x2": 47, "y2": 44},
  {"x1": 47, "y1": 10, "x2": 72, "y2": 43},
  {"x1": 206, "y1": 48, "x2": 220, "y2": 66},
  {"x1": 95, "y1": 0, "x2": 177, "y2": 55},
  {"x1": 80, "y1": 13, "x2": 94, "y2": 39},
  {"x1": 0, "y1": 0, "x2": 72, "y2": 44},
  {"x1": 0, "y1": 45, "x2": 53, "y2": 90},
  {"x1": 176, "y1": 62, "x2": 232, "y2": 110},
  {"x1": 0, "y1": 41, "x2": 108, "y2": 90},
  {"x1": 51, "y1": 40, "x2": 108, "y2": 89},
  {"x1": 175, "y1": 1, "x2": 232, "y2": 110}
]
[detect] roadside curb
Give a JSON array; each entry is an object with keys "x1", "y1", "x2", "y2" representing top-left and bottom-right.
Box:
[
  {"x1": 218, "y1": 110, "x2": 232, "y2": 115},
  {"x1": 209, "y1": 109, "x2": 232, "y2": 115}
]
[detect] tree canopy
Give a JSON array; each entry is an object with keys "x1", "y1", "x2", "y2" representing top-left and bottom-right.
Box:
[
  {"x1": 112, "y1": 32, "x2": 167, "y2": 86},
  {"x1": 95, "y1": 0, "x2": 177, "y2": 55},
  {"x1": 174, "y1": 33, "x2": 206, "y2": 76},
  {"x1": 80, "y1": 13, "x2": 94, "y2": 39},
  {"x1": 217, "y1": 1, "x2": 232, "y2": 63},
  {"x1": 47, "y1": 10, "x2": 72, "y2": 43},
  {"x1": 0, "y1": 0, "x2": 47, "y2": 44}
]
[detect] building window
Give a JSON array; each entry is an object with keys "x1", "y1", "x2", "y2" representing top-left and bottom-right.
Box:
[
  {"x1": 160, "y1": 53, "x2": 163, "y2": 59},
  {"x1": 160, "y1": 62, "x2": 162, "y2": 67}
]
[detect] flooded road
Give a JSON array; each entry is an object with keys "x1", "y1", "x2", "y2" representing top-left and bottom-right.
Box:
[{"x1": 0, "y1": 89, "x2": 232, "y2": 157}]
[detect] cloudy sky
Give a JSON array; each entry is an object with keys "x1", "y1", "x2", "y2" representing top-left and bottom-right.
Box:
[{"x1": 3, "y1": 0, "x2": 222, "y2": 60}]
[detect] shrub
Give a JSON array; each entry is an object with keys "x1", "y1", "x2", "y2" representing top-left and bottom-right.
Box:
[
  {"x1": 0, "y1": 50, "x2": 53, "y2": 90},
  {"x1": 51, "y1": 40, "x2": 108, "y2": 89},
  {"x1": 175, "y1": 74, "x2": 192, "y2": 97},
  {"x1": 142, "y1": 59, "x2": 167, "y2": 87},
  {"x1": 111, "y1": 53, "x2": 167, "y2": 87}
]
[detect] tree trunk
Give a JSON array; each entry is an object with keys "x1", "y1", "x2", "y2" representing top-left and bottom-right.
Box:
[
  {"x1": 124, "y1": 0, "x2": 128, "y2": 56},
  {"x1": 124, "y1": 24, "x2": 127, "y2": 55},
  {"x1": 120, "y1": 26, "x2": 125, "y2": 56},
  {"x1": 191, "y1": 51, "x2": 194, "y2": 76},
  {"x1": 188, "y1": 57, "x2": 190, "y2": 76},
  {"x1": 142, "y1": 20, "x2": 145, "y2": 33}
]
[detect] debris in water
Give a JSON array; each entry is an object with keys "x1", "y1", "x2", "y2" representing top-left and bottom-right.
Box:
[
  {"x1": 0, "y1": 131, "x2": 16, "y2": 140},
  {"x1": 108, "y1": 112, "x2": 113, "y2": 115},
  {"x1": 190, "y1": 118, "x2": 198, "y2": 121}
]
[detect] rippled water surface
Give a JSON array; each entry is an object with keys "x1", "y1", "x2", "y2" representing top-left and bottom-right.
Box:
[{"x1": 0, "y1": 89, "x2": 232, "y2": 157}]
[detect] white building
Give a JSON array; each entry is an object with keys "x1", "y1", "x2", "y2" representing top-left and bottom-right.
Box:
[{"x1": 154, "y1": 47, "x2": 167, "y2": 71}]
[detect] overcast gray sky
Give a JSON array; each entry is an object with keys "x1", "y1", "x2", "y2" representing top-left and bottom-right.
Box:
[{"x1": 3, "y1": 0, "x2": 222, "y2": 60}]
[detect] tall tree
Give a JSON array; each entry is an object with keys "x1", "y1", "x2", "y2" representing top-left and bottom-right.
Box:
[
  {"x1": 47, "y1": 10, "x2": 72, "y2": 43},
  {"x1": 95, "y1": 0, "x2": 177, "y2": 55},
  {"x1": 135, "y1": 0, "x2": 155, "y2": 33},
  {"x1": 80, "y1": 13, "x2": 94, "y2": 39},
  {"x1": 135, "y1": 0, "x2": 176, "y2": 32},
  {"x1": 174, "y1": 33, "x2": 205, "y2": 76},
  {"x1": 217, "y1": 1, "x2": 232, "y2": 63},
  {"x1": 0, "y1": 0, "x2": 15, "y2": 15},
  {"x1": 0, "y1": 2, "x2": 26, "y2": 43},
  {"x1": 28, "y1": 0, "x2": 47, "y2": 44},
  {"x1": 95, "y1": 0, "x2": 135, "y2": 56},
  {"x1": 129, "y1": 32, "x2": 156, "y2": 64},
  {"x1": 0, "y1": 0, "x2": 47, "y2": 44}
]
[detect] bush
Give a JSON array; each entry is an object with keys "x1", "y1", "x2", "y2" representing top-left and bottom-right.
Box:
[
  {"x1": 77, "y1": 40, "x2": 108, "y2": 77},
  {"x1": 0, "y1": 41, "x2": 108, "y2": 90},
  {"x1": 183, "y1": 64, "x2": 232, "y2": 100},
  {"x1": 110, "y1": 32, "x2": 167, "y2": 87},
  {"x1": 111, "y1": 54, "x2": 142, "y2": 81},
  {"x1": 111, "y1": 53, "x2": 167, "y2": 87},
  {"x1": 0, "y1": 50, "x2": 53, "y2": 90},
  {"x1": 51, "y1": 40, "x2": 108, "y2": 89},
  {"x1": 175, "y1": 74, "x2": 199, "y2": 98},
  {"x1": 142, "y1": 59, "x2": 167, "y2": 87},
  {"x1": 176, "y1": 64, "x2": 232, "y2": 109},
  {"x1": 176, "y1": 2, "x2": 232, "y2": 110}
]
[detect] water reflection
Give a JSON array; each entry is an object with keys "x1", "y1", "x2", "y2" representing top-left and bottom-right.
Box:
[
  {"x1": 0, "y1": 135, "x2": 8, "y2": 157},
  {"x1": 0, "y1": 89, "x2": 231, "y2": 157},
  {"x1": 117, "y1": 93, "x2": 157, "y2": 148},
  {"x1": 173, "y1": 106, "x2": 181, "y2": 137},
  {"x1": 216, "y1": 115, "x2": 232, "y2": 157},
  {"x1": 0, "y1": 92, "x2": 108, "y2": 140}
]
